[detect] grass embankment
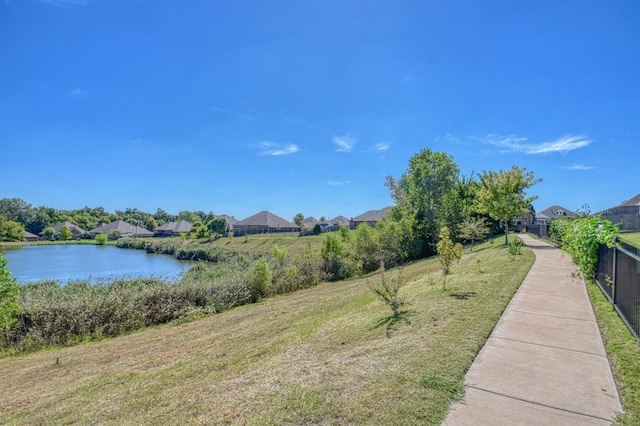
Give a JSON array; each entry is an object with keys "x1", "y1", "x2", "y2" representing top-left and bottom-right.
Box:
[
  {"x1": 0, "y1": 240, "x2": 533, "y2": 425},
  {"x1": 118, "y1": 234, "x2": 324, "y2": 258},
  {"x1": 587, "y1": 280, "x2": 640, "y2": 425}
]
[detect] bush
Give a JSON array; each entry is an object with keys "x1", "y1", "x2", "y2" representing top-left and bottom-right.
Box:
[
  {"x1": 507, "y1": 237, "x2": 523, "y2": 256},
  {"x1": 95, "y1": 233, "x2": 108, "y2": 245},
  {"x1": 557, "y1": 217, "x2": 618, "y2": 277},
  {"x1": 0, "y1": 254, "x2": 21, "y2": 346}
]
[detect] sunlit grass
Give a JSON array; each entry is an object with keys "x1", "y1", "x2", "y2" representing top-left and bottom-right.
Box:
[
  {"x1": 0, "y1": 239, "x2": 534, "y2": 425},
  {"x1": 619, "y1": 232, "x2": 640, "y2": 249},
  {"x1": 587, "y1": 280, "x2": 640, "y2": 425}
]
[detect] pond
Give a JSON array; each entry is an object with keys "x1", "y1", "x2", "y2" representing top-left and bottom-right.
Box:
[{"x1": 1, "y1": 244, "x2": 192, "y2": 284}]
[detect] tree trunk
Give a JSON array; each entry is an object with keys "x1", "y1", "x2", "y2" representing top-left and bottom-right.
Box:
[{"x1": 504, "y1": 220, "x2": 509, "y2": 245}]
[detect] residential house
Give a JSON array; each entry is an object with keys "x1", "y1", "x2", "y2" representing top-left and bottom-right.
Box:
[
  {"x1": 350, "y1": 207, "x2": 392, "y2": 229},
  {"x1": 218, "y1": 215, "x2": 238, "y2": 233},
  {"x1": 24, "y1": 231, "x2": 39, "y2": 242},
  {"x1": 89, "y1": 220, "x2": 154, "y2": 239},
  {"x1": 40, "y1": 221, "x2": 87, "y2": 240},
  {"x1": 233, "y1": 211, "x2": 300, "y2": 236},
  {"x1": 301, "y1": 216, "x2": 319, "y2": 230},
  {"x1": 322, "y1": 215, "x2": 350, "y2": 232},
  {"x1": 154, "y1": 220, "x2": 193, "y2": 237},
  {"x1": 600, "y1": 193, "x2": 640, "y2": 231},
  {"x1": 534, "y1": 205, "x2": 576, "y2": 225}
]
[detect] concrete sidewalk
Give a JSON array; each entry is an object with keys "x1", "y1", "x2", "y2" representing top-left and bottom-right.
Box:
[{"x1": 443, "y1": 234, "x2": 622, "y2": 425}]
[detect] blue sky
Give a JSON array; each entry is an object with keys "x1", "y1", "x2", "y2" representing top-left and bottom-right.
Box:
[{"x1": 2, "y1": 0, "x2": 639, "y2": 221}]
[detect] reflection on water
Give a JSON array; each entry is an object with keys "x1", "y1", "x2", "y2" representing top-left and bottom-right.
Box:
[{"x1": 1, "y1": 244, "x2": 191, "y2": 284}]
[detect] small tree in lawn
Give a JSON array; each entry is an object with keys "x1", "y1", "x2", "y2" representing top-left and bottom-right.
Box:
[
  {"x1": 369, "y1": 263, "x2": 410, "y2": 336},
  {"x1": 475, "y1": 166, "x2": 541, "y2": 245},
  {"x1": 457, "y1": 216, "x2": 489, "y2": 250},
  {"x1": 436, "y1": 226, "x2": 463, "y2": 291},
  {"x1": 58, "y1": 225, "x2": 73, "y2": 240}
]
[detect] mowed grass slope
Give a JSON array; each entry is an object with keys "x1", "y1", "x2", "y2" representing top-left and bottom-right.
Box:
[
  {"x1": 210, "y1": 233, "x2": 324, "y2": 255},
  {"x1": 0, "y1": 240, "x2": 534, "y2": 425}
]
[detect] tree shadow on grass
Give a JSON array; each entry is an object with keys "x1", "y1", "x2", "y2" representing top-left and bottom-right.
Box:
[
  {"x1": 449, "y1": 291, "x2": 477, "y2": 300},
  {"x1": 371, "y1": 310, "x2": 414, "y2": 337}
]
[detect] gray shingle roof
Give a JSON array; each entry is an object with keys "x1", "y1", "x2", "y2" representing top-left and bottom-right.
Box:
[
  {"x1": 301, "y1": 217, "x2": 319, "y2": 228},
  {"x1": 89, "y1": 220, "x2": 153, "y2": 237},
  {"x1": 234, "y1": 211, "x2": 299, "y2": 229},
  {"x1": 155, "y1": 220, "x2": 193, "y2": 233},
  {"x1": 52, "y1": 221, "x2": 86, "y2": 235},
  {"x1": 351, "y1": 207, "x2": 392, "y2": 222},
  {"x1": 538, "y1": 205, "x2": 575, "y2": 219},
  {"x1": 329, "y1": 215, "x2": 350, "y2": 226},
  {"x1": 619, "y1": 193, "x2": 640, "y2": 207}
]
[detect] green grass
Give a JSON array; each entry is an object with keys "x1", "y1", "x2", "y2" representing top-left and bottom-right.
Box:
[
  {"x1": 0, "y1": 240, "x2": 534, "y2": 425},
  {"x1": 587, "y1": 279, "x2": 640, "y2": 425},
  {"x1": 619, "y1": 232, "x2": 640, "y2": 249},
  {"x1": 207, "y1": 233, "x2": 324, "y2": 255}
]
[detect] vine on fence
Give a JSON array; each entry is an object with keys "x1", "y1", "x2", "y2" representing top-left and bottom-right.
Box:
[{"x1": 554, "y1": 217, "x2": 618, "y2": 277}]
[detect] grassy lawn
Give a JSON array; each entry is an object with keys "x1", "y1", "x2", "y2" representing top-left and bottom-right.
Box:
[
  {"x1": 213, "y1": 233, "x2": 324, "y2": 254},
  {"x1": 0, "y1": 240, "x2": 533, "y2": 425},
  {"x1": 619, "y1": 232, "x2": 640, "y2": 249},
  {"x1": 587, "y1": 280, "x2": 640, "y2": 425}
]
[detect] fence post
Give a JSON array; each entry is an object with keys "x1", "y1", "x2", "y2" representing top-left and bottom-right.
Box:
[{"x1": 612, "y1": 237, "x2": 618, "y2": 309}]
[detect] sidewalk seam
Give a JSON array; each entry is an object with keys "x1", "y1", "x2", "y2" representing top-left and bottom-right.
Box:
[
  {"x1": 508, "y1": 308, "x2": 597, "y2": 323},
  {"x1": 466, "y1": 385, "x2": 616, "y2": 423},
  {"x1": 490, "y1": 335, "x2": 608, "y2": 358}
]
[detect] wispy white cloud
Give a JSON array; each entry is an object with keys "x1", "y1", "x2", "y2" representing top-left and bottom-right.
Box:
[
  {"x1": 327, "y1": 180, "x2": 351, "y2": 186},
  {"x1": 333, "y1": 135, "x2": 356, "y2": 153},
  {"x1": 255, "y1": 141, "x2": 299, "y2": 156},
  {"x1": 481, "y1": 134, "x2": 591, "y2": 154},
  {"x1": 437, "y1": 133, "x2": 462, "y2": 145},
  {"x1": 209, "y1": 106, "x2": 256, "y2": 122},
  {"x1": 374, "y1": 142, "x2": 390, "y2": 152},
  {"x1": 69, "y1": 88, "x2": 86, "y2": 99},
  {"x1": 563, "y1": 164, "x2": 595, "y2": 170}
]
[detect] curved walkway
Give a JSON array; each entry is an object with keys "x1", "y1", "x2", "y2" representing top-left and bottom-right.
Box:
[{"x1": 443, "y1": 234, "x2": 622, "y2": 425}]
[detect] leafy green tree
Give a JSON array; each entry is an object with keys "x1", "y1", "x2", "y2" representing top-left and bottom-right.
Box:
[
  {"x1": 352, "y1": 223, "x2": 380, "y2": 273},
  {"x1": 107, "y1": 230, "x2": 122, "y2": 240},
  {"x1": 178, "y1": 210, "x2": 201, "y2": 223},
  {"x1": 293, "y1": 213, "x2": 304, "y2": 228},
  {"x1": 144, "y1": 216, "x2": 158, "y2": 231},
  {"x1": 191, "y1": 220, "x2": 209, "y2": 239},
  {"x1": 0, "y1": 198, "x2": 35, "y2": 230},
  {"x1": 0, "y1": 216, "x2": 25, "y2": 242},
  {"x1": 475, "y1": 166, "x2": 541, "y2": 245},
  {"x1": 248, "y1": 259, "x2": 272, "y2": 301},
  {"x1": 0, "y1": 253, "x2": 21, "y2": 343},
  {"x1": 386, "y1": 148, "x2": 460, "y2": 257},
  {"x1": 436, "y1": 226, "x2": 463, "y2": 290},
  {"x1": 457, "y1": 216, "x2": 490, "y2": 250},
  {"x1": 31, "y1": 206, "x2": 60, "y2": 234},
  {"x1": 43, "y1": 226, "x2": 55, "y2": 241},
  {"x1": 207, "y1": 217, "x2": 228, "y2": 235},
  {"x1": 376, "y1": 216, "x2": 413, "y2": 265},
  {"x1": 312, "y1": 223, "x2": 322, "y2": 235},
  {"x1": 320, "y1": 233, "x2": 358, "y2": 280},
  {"x1": 58, "y1": 225, "x2": 73, "y2": 240},
  {"x1": 95, "y1": 233, "x2": 108, "y2": 245},
  {"x1": 154, "y1": 208, "x2": 178, "y2": 225}
]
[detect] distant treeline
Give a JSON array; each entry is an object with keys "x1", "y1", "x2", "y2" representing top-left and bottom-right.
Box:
[{"x1": 0, "y1": 197, "x2": 220, "y2": 238}]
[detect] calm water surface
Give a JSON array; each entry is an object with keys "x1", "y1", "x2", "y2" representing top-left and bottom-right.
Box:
[{"x1": 1, "y1": 244, "x2": 192, "y2": 284}]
